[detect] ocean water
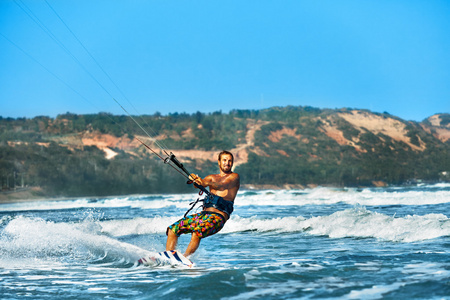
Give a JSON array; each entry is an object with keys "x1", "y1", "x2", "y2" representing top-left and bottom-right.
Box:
[{"x1": 1, "y1": 183, "x2": 450, "y2": 299}]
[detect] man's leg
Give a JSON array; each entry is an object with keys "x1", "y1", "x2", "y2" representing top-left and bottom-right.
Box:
[
  {"x1": 166, "y1": 229, "x2": 178, "y2": 251},
  {"x1": 184, "y1": 233, "x2": 201, "y2": 257}
]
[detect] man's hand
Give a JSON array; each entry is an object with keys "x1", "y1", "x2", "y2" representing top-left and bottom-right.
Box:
[{"x1": 189, "y1": 173, "x2": 204, "y2": 187}]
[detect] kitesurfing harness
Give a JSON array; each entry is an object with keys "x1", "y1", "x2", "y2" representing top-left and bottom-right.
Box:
[
  {"x1": 203, "y1": 195, "x2": 234, "y2": 216},
  {"x1": 184, "y1": 193, "x2": 234, "y2": 218}
]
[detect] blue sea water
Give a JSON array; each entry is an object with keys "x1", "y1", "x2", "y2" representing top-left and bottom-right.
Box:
[{"x1": 1, "y1": 183, "x2": 450, "y2": 299}]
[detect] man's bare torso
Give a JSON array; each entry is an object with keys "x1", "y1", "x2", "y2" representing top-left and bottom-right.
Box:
[{"x1": 202, "y1": 172, "x2": 240, "y2": 221}]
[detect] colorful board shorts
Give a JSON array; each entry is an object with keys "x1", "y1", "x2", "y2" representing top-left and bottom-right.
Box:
[{"x1": 167, "y1": 211, "x2": 226, "y2": 239}]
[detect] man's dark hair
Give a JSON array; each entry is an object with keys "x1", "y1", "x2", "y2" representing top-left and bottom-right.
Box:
[{"x1": 218, "y1": 150, "x2": 234, "y2": 163}]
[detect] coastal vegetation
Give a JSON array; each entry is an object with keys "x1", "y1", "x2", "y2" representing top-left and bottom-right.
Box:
[{"x1": 1, "y1": 106, "x2": 449, "y2": 198}]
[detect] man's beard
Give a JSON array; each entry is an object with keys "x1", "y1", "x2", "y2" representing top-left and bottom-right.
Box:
[{"x1": 220, "y1": 164, "x2": 232, "y2": 173}]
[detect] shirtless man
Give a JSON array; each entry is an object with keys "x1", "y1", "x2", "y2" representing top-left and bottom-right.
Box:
[{"x1": 165, "y1": 150, "x2": 240, "y2": 257}]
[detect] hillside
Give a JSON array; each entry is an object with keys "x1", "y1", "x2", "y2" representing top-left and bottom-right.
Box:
[{"x1": 1, "y1": 106, "x2": 449, "y2": 198}]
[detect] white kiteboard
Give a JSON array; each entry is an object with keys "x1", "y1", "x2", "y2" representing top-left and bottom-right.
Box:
[{"x1": 138, "y1": 250, "x2": 194, "y2": 268}]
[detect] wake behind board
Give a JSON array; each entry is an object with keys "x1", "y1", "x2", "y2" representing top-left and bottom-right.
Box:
[{"x1": 138, "y1": 250, "x2": 194, "y2": 268}]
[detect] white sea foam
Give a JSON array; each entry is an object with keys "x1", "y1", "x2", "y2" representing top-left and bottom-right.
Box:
[
  {"x1": 1, "y1": 184, "x2": 449, "y2": 212},
  {"x1": 345, "y1": 282, "x2": 405, "y2": 299},
  {"x1": 238, "y1": 186, "x2": 450, "y2": 207},
  {"x1": 0, "y1": 216, "x2": 152, "y2": 267},
  {"x1": 297, "y1": 207, "x2": 450, "y2": 242},
  {"x1": 0, "y1": 194, "x2": 194, "y2": 212},
  {"x1": 220, "y1": 207, "x2": 450, "y2": 242},
  {"x1": 99, "y1": 216, "x2": 179, "y2": 237},
  {"x1": 93, "y1": 205, "x2": 450, "y2": 242}
]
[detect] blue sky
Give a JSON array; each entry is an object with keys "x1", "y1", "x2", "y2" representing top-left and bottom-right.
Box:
[{"x1": 1, "y1": 0, "x2": 449, "y2": 121}]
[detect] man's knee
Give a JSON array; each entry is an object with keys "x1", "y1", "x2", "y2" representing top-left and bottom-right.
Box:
[
  {"x1": 167, "y1": 227, "x2": 176, "y2": 237},
  {"x1": 191, "y1": 232, "x2": 201, "y2": 241}
]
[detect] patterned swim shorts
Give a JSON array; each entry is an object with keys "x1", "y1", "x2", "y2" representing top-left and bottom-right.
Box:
[{"x1": 167, "y1": 212, "x2": 226, "y2": 239}]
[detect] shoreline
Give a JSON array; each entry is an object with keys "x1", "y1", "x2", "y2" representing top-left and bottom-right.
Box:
[
  {"x1": 0, "y1": 184, "x2": 311, "y2": 204},
  {"x1": 2, "y1": 181, "x2": 446, "y2": 205},
  {"x1": 0, "y1": 187, "x2": 67, "y2": 204}
]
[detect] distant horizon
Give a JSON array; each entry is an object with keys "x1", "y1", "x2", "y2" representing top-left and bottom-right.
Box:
[{"x1": 0, "y1": 104, "x2": 447, "y2": 122}]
